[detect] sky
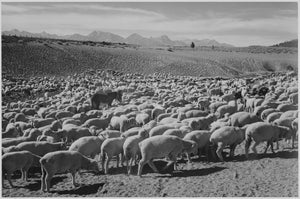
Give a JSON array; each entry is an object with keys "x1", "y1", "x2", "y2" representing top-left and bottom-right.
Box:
[{"x1": 1, "y1": 2, "x2": 298, "y2": 47}]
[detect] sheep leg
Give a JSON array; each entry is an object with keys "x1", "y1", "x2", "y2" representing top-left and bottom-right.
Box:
[
  {"x1": 164, "y1": 153, "x2": 177, "y2": 171},
  {"x1": 101, "y1": 153, "x2": 106, "y2": 172},
  {"x1": 126, "y1": 157, "x2": 130, "y2": 174},
  {"x1": 229, "y1": 144, "x2": 237, "y2": 158},
  {"x1": 137, "y1": 159, "x2": 147, "y2": 176},
  {"x1": 197, "y1": 147, "x2": 202, "y2": 159},
  {"x1": 148, "y1": 159, "x2": 159, "y2": 173},
  {"x1": 116, "y1": 155, "x2": 119, "y2": 168},
  {"x1": 171, "y1": 155, "x2": 178, "y2": 171},
  {"x1": 120, "y1": 153, "x2": 124, "y2": 167},
  {"x1": 127, "y1": 158, "x2": 133, "y2": 175},
  {"x1": 245, "y1": 139, "x2": 252, "y2": 159},
  {"x1": 41, "y1": 167, "x2": 46, "y2": 192},
  {"x1": 23, "y1": 169, "x2": 29, "y2": 182},
  {"x1": 21, "y1": 169, "x2": 25, "y2": 181},
  {"x1": 135, "y1": 152, "x2": 141, "y2": 165},
  {"x1": 210, "y1": 144, "x2": 217, "y2": 161},
  {"x1": 45, "y1": 172, "x2": 53, "y2": 192},
  {"x1": 96, "y1": 153, "x2": 101, "y2": 162},
  {"x1": 105, "y1": 156, "x2": 111, "y2": 174},
  {"x1": 250, "y1": 142, "x2": 259, "y2": 155},
  {"x1": 185, "y1": 152, "x2": 192, "y2": 163},
  {"x1": 264, "y1": 141, "x2": 270, "y2": 154},
  {"x1": 70, "y1": 171, "x2": 79, "y2": 187},
  {"x1": 291, "y1": 134, "x2": 295, "y2": 149},
  {"x1": 204, "y1": 145, "x2": 210, "y2": 162},
  {"x1": 276, "y1": 140, "x2": 279, "y2": 150},
  {"x1": 6, "y1": 171, "x2": 14, "y2": 188},
  {"x1": 270, "y1": 142, "x2": 275, "y2": 154},
  {"x1": 216, "y1": 143, "x2": 225, "y2": 162}
]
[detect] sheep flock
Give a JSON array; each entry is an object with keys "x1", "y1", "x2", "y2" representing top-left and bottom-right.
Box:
[{"x1": 2, "y1": 69, "x2": 298, "y2": 196}]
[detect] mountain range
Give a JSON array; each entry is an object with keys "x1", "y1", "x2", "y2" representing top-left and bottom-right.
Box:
[{"x1": 2, "y1": 29, "x2": 234, "y2": 47}]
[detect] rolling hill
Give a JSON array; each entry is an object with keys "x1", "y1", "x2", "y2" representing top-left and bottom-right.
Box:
[{"x1": 2, "y1": 35, "x2": 297, "y2": 79}]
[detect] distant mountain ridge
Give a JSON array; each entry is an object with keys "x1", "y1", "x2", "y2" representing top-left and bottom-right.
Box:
[{"x1": 2, "y1": 29, "x2": 232, "y2": 47}]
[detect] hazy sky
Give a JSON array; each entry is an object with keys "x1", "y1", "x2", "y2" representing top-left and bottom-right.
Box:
[{"x1": 2, "y1": 2, "x2": 298, "y2": 46}]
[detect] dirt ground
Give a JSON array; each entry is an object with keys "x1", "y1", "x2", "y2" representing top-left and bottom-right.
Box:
[{"x1": 2, "y1": 140, "x2": 298, "y2": 197}]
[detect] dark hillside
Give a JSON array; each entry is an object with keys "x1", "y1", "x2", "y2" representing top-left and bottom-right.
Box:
[{"x1": 271, "y1": 39, "x2": 298, "y2": 48}]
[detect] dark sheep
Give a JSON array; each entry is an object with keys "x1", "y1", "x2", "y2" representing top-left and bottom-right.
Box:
[
  {"x1": 90, "y1": 91, "x2": 122, "y2": 110},
  {"x1": 258, "y1": 87, "x2": 269, "y2": 96}
]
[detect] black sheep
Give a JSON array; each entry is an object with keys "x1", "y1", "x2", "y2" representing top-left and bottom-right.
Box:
[{"x1": 90, "y1": 91, "x2": 122, "y2": 110}]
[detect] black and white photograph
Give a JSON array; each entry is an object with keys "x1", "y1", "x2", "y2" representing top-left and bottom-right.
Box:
[{"x1": 1, "y1": 0, "x2": 298, "y2": 197}]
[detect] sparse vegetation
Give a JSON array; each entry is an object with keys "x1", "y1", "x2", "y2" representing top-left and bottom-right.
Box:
[
  {"x1": 191, "y1": 42, "x2": 195, "y2": 48},
  {"x1": 1, "y1": 35, "x2": 298, "y2": 79}
]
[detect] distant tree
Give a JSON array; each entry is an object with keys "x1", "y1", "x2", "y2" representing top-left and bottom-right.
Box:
[
  {"x1": 191, "y1": 42, "x2": 195, "y2": 48},
  {"x1": 212, "y1": 45, "x2": 215, "y2": 50}
]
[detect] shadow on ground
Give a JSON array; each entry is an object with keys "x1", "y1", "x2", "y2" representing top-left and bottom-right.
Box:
[
  {"x1": 229, "y1": 150, "x2": 298, "y2": 162},
  {"x1": 21, "y1": 176, "x2": 68, "y2": 191},
  {"x1": 54, "y1": 183, "x2": 104, "y2": 195},
  {"x1": 161, "y1": 166, "x2": 227, "y2": 178}
]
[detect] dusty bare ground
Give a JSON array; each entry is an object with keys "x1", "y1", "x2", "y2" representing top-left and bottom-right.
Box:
[{"x1": 2, "y1": 140, "x2": 298, "y2": 197}]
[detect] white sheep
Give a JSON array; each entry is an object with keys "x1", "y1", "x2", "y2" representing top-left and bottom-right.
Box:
[
  {"x1": 3, "y1": 141, "x2": 66, "y2": 156},
  {"x1": 142, "y1": 120, "x2": 157, "y2": 133},
  {"x1": 273, "y1": 117, "x2": 297, "y2": 148},
  {"x1": 135, "y1": 113, "x2": 151, "y2": 126},
  {"x1": 179, "y1": 126, "x2": 193, "y2": 137},
  {"x1": 188, "y1": 114, "x2": 217, "y2": 130},
  {"x1": 40, "y1": 151, "x2": 100, "y2": 192},
  {"x1": 229, "y1": 112, "x2": 261, "y2": 127},
  {"x1": 99, "y1": 129, "x2": 121, "y2": 139},
  {"x1": 215, "y1": 100, "x2": 237, "y2": 119},
  {"x1": 82, "y1": 117, "x2": 110, "y2": 130},
  {"x1": 279, "y1": 110, "x2": 298, "y2": 119},
  {"x1": 156, "y1": 113, "x2": 172, "y2": 122},
  {"x1": 120, "y1": 117, "x2": 137, "y2": 133},
  {"x1": 137, "y1": 135, "x2": 196, "y2": 176},
  {"x1": 2, "y1": 128, "x2": 42, "y2": 148},
  {"x1": 159, "y1": 117, "x2": 179, "y2": 125},
  {"x1": 69, "y1": 136, "x2": 105, "y2": 160},
  {"x1": 209, "y1": 101, "x2": 227, "y2": 113},
  {"x1": 266, "y1": 112, "x2": 282, "y2": 123},
  {"x1": 163, "y1": 129, "x2": 184, "y2": 138},
  {"x1": 2, "y1": 125, "x2": 22, "y2": 138},
  {"x1": 261, "y1": 108, "x2": 280, "y2": 120},
  {"x1": 276, "y1": 103, "x2": 297, "y2": 112},
  {"x1": 151, "y1": 108, "x2": 165, "y2": 120},
  {"x1": 109, "y1": 115, "x2": 125, "y2": 130},
  {"x1": 123, "y1": 129, "x2": 148, "y2": 174},
  {"x1": 149, "y1": 125, "x2": 175, "y2": 137},
  {"x1": 62, "y1": 119, "x2": 82, "y2": 127},
  {"x1": 183, "y1": 130, "x2": 213, "y2": 162},
  {"x1": 2, "y1": 151, "x2": 41, "y2": 188},
  {"x1": 32, "y1": 118, "x2": 55, "y2": 128},
  {"x1": 55, "y1": 111, "x2": 74, "y2": 120},
  {"x1": 58, "y1": 127, "x2": 92, "y2": 144},
  {"x1": 245, "y1": 122, "x2": 293, "y2": 158},
  {"x1": 210, "y1": 120, "x2": 230, "y2": 132},
  {"x1": 101, "y1": 137, "x2": 126, "y2": 174},
  {"x1": 183, "y1": 110, "x2": 208, "y2": 119},
  {"x1": 210, "y1": 126, "x2": 247, "y2": 161}
]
